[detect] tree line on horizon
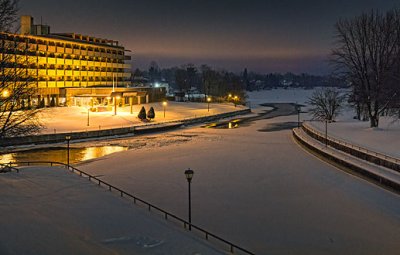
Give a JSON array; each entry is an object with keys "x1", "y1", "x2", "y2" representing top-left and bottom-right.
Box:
[{"x1": 133, "y1": 62, "x2": 346, "y2": 94}]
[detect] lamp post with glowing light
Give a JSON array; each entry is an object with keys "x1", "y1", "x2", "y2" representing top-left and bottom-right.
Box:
[
  {"x1": 163, "y1": 101, "x2": 167, "y2": 118},
  {"x1": 234, "y1": 96, "x2": 238, "y2": 107},
  {"x1": 2, "y1": 89, "x2": 10, "y2": 99},
  {"x1": 207, "y1": 97, "x2": 211, "y2": 112},
  {"x1": 184, "y1": 168, "x2": 194, "y2": 230},
  {"x1": 114, "y1": 96, "x2": 121, "y2": 115},
  {"x1": 65, "y1": 136, "x2": 71, "y2": 168}
]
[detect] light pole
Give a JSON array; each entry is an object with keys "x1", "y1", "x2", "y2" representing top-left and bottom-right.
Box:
[
  {"x1": 87, "y1": 108, "x2": 90, "y2": 126},
  {"x1": 207, "y1": 97, "x2": 211, "y2": 112},
  {"x1": 114, "y1": 96, "x2": 120, "y2": 115},
  {"x1": 65, "y1": 136, "x2": 71, "y2": 168},
  {"x1": 325, "y1": 119, "x2": 328, "y2": 148},
  {"x1": 234, "y1": 96, "x2": 238, "y2": 107},
  {"x1": 297, "y1": 106, "x2": 301, "y2": 128},
  {"x1": 163, "y1": 101, "x2": 167, "y2": 118},
  {"x1": 184, "y1": 168, "x2": 194, "y2": 231}
]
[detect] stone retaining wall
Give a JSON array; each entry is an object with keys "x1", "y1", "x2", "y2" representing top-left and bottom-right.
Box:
[
  {"x1": 293, "y1": 128, "x2": 400, "y2": 193},
  {"x1": 302, "y1": 123, "x2": 400, "y2": 173},
  {"x1": 0, "y1": 109, "x2": 251, "y2": 147}
]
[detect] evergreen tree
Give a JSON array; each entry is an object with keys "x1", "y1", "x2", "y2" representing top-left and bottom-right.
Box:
[
  {"x1": 147, "y1": 107, "x2": 155, "y2": 120},
  {"x1": 138, "y1": 106, "x2": 147, "y2": 120}
]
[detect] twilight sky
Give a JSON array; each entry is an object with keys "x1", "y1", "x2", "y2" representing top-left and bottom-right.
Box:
[{"x1": 19, "y1": 0, "x2": 399, "y2": 74}]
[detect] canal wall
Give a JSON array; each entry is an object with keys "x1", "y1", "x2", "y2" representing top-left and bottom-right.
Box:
[
  {"x1": 293, "y1": 127, "x2": 400, "y2": 193},
  {"x1": 0, "y1": 109, "x2": 251, "y2": 147},
  {"x1": 302, "y1": 122, "x2": 400, "y2": 173}
]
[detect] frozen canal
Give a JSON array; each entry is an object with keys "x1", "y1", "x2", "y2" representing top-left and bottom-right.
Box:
[{"x1": 78, "y1": 104, "x2": 400, "y2": 254}]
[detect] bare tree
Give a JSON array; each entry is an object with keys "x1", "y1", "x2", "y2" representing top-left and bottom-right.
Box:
[
  {"x1": 0, "y1": 0, "x2": 18, "y2": 32},
  {"x1": 308, "y1": 88, "x2": 346, "y2": 121},
  {"x1": 331, "y1": 9, "x2": 400, "y2": 127},
  {"x1": 0, "y1": 0, "x2": 43, "y2": 138}
]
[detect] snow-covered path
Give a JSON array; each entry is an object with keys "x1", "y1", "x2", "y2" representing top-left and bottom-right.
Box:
[
  {"x1": 78, "y1": 106, "x2": 400, "y2": 255},
  {"x1": 0, "y1": 167, "x2": 224, "y2": 255}
]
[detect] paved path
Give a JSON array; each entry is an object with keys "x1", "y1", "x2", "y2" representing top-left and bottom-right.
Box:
[{"x1": 0, "y1": 167, "x2": 224, "y2": 255}]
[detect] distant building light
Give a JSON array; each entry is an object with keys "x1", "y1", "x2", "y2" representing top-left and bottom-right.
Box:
[{"x1": 154, "y1": 82, "x2": 160, "y2": 88}]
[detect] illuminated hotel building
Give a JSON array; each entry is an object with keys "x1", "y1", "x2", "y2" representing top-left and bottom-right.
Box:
[{"x1": 0, "y1": 16, "x2": 165, "y2": 107}]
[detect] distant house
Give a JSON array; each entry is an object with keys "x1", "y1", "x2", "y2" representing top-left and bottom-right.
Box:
[{"x1": 174, "y1": 91, "x2": 186, "y2": 102}]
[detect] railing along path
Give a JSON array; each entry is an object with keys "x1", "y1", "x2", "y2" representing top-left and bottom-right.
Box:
[{"x1": 7, "y1": 160, "x2": 255, "y2": 255}]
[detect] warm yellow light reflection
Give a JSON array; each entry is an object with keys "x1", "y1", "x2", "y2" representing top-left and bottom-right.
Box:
[{"x1": 0, "y1": 154, "x2": 14, "y2": 164}]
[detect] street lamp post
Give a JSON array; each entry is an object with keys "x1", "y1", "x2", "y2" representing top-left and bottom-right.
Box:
[
  {"x1": 234, "y1": 96, "x2": 238, "y2": 107},
  {"x1": 114, "y1": 96, "x2": 121, "y2": 115},
  {"x1": 65, "y1": 136, "x2": 71, "y2": 168},
  {"x1": 163, "y1": 101, "x2": 167, "y2": 118},
  {"x1": 207, "y1": 97, "x2": 211, "y2": 112},
  {"x1": 297, "y1": 106, "x2": 301, "y2": 128},
  {"x1": 87, "y1": 108, "x2": 90, "y2": 126},
  {"x1": 325, "y1": 119, "x2": 328, "y2": 148},
  {"x1": 184, "y1": 168, "x2": 194, "y2": 231}
]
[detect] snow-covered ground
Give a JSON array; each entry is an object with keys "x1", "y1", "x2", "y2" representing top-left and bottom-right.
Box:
[
  {"x1": 249, "y1": 88, "x2": 400, "y2": 158},
  {"x1": 307, "y1": 108, "x2": 400, "y2": 159},
  {"x1": 38, "y1": 101, "x2": 245, "y2": 134},
  {"x1": 0, "y1": 166, "x2": 223, "y2": 255},
  {"x1": 2, "y1": 88, "x2": 399, "y2": 255},
  {"x1": 76, "y1": 99, "x2": 400, "y2": 254}
]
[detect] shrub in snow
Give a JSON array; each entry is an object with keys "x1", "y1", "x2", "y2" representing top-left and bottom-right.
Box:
[
  {"x1": 138, "y1": 106, "x2": 147, "y2": 120},
  {"x1": 147, "y1": 107, "x2": 155, "y2": 120}
]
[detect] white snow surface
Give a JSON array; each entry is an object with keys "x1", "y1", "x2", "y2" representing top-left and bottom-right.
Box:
[
  {"x1": 0, "y1": 166, "x2": 223, "y2": 255},
  {"x1": 249, "y1": 88, "x2": 400, "y2": 158},
  {"x1": 3, "y1": 88, "x2": 400, "y2": 255},
  {"x1": 77, "y1": 108, "x2": 400, "y2": 254},
  {"x1": 38, "y1": 101, "x2": 245, "y2": 134}
]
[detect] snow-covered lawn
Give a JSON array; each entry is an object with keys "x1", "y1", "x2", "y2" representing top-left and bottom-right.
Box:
[
  {"x1": 249, "y1": 88, "x2": 400, "y2": 158},
  {"x1": 307, "y1": 109, "x2": 400, "y2": 159},
  {"x1": 38, "y1": 101, "x2": 245, "y2": 134}
]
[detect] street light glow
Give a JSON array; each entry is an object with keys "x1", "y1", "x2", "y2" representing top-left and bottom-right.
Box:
[{"x1": 2, "y1": 89, "x2": 10, "y2": 98}]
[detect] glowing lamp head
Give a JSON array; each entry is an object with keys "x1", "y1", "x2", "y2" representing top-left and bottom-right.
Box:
[
  {"x1": 207, "y1": 97, "x2": 211, "y2": 102},
  {"x1": 234, "y1": 96, "x2": 238, "y2": 100},
  {"x1": 228, "y1": 94, "x2": 232, "y2": 98},
  {"x1": 65, "y1": 135, "x2": 71, "y2": 141},
  {"x1": 163, "y1": 101, "x2": 167, "y2": 106},
  {"x1": 2, "y1": 89, "x2": 10, "y2": 98},
  {"x1": 184, "y1": 168, "x2": 194, "y2": 182}
]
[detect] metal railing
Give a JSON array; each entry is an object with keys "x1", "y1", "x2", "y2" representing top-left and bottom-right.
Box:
[
  {"x1": 8, "y1": 161, "x2": 255, "y2": 255},
  {"x1": 302, "y1": 122, "x2": 400, "y2": 170},
  {"x1": 0, "y1": 162, "x2": 19, "y2": 173}
]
